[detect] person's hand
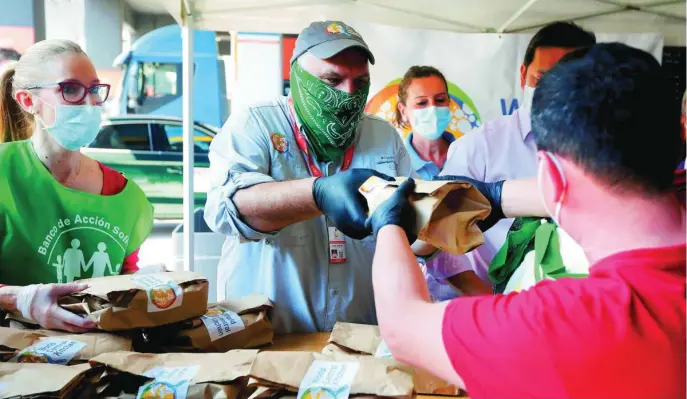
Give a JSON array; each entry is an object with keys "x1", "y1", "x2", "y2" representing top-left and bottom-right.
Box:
[
  {"x1": 16, "y1": 283, "x2": 96, "y2": 333},
  {"x1": 433, "y1": 175, "x2": 504, "y2": 231},
  {"x1": 365, "y1": 178, "x2": 417, "y2": 243},
  {"x1": 313, "y1": 168, "x2": 394, "y2": 240}
]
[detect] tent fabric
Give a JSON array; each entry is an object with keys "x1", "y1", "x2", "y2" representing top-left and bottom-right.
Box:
[{"x1": 157, "y1": 0, "x2": 685, "y2": 45}]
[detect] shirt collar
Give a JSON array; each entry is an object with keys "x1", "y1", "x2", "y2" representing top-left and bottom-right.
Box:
[
  {"x1": 405, "y1": 132, "x2": 455, "y2": 172},
  {"x1": 404, "y1": 133, "x2": 425, "y2": 168},
  {"x1": 518, "y1": 108, "x2": 532, "y2": 140}
]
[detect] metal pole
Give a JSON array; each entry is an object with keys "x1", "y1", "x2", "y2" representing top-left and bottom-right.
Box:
[
  {"x1": 182, "y1": 5, "x2": 195, "y2": 272},
  {"x1": 497, "y1": 0, "x2": 541, "y2": 33}
]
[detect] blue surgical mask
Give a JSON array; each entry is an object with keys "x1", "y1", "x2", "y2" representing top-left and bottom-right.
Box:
[
  {"x1": 35, "y1": 98, "x2": 102, "y2": 151},
  {"x1": 411, "y1": 106, "x2": 451, "y2": 140}
]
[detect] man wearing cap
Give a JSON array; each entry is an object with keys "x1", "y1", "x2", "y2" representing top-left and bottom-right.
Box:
[{"x1": 204, "y1": 21, "x2": 411, "y2": 333}]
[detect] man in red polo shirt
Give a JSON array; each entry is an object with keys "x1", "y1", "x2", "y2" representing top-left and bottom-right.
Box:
[{"x1": 367, "y1": 43, "x2": 686, "y2": 399}]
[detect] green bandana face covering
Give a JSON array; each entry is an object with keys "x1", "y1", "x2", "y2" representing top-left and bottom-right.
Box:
[{"x1": 290, "y1": 60, "x2": 370, "y2": 162}]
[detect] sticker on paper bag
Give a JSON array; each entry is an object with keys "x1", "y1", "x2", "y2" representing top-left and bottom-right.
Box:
[
  {"x1": 10, "y1": 337, "x2": 87, "y2": 364},
  {"x1": 297, "y1": 360, "x2": 360, "y2": 399},
  {"x1": 374, "y1": 340, "x2": 394, "y2": 360},
  {"x1": 137, "y1": 365, "x2": 200, "y2": 399},
  {"x1": 133, "y1": 274, "x2": 184, "y2": 312},
  {"x1": 358, "y1": 176, "x2": 388, "y2": 195},
  {"x1": 201, "y1": 308, "x2": 246, "y2": 341}
]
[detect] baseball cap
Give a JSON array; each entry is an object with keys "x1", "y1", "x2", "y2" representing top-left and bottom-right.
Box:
[{"x1": 290, "y1": 21, "x2": 375, "y2": 65}]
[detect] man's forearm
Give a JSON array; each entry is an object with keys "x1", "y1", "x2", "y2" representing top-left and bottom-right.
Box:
[
  {"x1": 372, "y1": 226, "x2": 431, "y2": 305},
  {"x1": 233, "y1": 177, "x2": 322, "y2": 232},
  {"x1": 0, "y1": 286, "x2": 20, "y2": 312},
  {"x1": 372, "y1": 226, "x2": 465, "y2": 388},
  {"x1": 501, "y1": 178, "x2": 548, "y2": 218}
]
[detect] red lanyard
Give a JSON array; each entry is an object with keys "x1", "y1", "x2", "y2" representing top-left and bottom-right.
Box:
[{"x1": 288, "y1": 99, "x2": 354, "y2": 178}]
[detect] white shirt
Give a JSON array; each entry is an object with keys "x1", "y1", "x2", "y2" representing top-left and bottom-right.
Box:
[{"x1": 440, "y1": 109, "x2": 538, "y2": 284}]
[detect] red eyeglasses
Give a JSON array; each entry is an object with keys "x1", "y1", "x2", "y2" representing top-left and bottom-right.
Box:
[{"x1": 26, "y1": 81, "x2": 111, "y2": 105}]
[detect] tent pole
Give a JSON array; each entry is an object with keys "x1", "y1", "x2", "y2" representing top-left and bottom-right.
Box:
[
  {"x1": 182, "y1": 1, "x2": 195, "y2": 273},
  {"x1": 497, "y1": 0, "x2": 541, "y2": 33}
]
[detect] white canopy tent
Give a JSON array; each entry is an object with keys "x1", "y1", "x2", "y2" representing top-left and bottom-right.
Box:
[{"x1": 157, "y1": 0, "x2": 685, "y2": 272}]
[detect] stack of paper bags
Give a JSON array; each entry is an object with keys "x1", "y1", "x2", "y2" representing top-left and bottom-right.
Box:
[
  {"x1": 142, "y1": 295, "x2": 274, "y2": 353},
  {"x1": 248, "y1": 350, "x2": 415, "y2": 399},
  {"x1": 0, "y1": 363, "x2": 102, "y2": 398},
  {"x1": 58, "y1": 271, "x2": 209, "y2": 331},
  {"x1": 0, "y1": 326, "x2": 132, "y2": 364},
  {"x1": 360, "y1": 177, "x2": 490, "y2": 255},
  {"x1": 89, "y1": 350, "x2": 258, "y2": 399},
  {"x1": 324, "y1": 322, "x2": 461, "y2": 396}
]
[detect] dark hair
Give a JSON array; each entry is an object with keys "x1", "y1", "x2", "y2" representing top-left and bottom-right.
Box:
[
  {"x1": 523, "y1": 21, "x2": 596, "y2": 68},
  {"x1": 393, "y1": 65, "x2": 448, "y2": 128},
  {"x1": 532, "y1": 42, "x2": 681, "y2": 194}
]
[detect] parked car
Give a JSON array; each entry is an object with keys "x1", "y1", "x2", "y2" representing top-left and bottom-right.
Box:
[{"x1": 83, "y1": 115, "x2": 219, "y2": 219}]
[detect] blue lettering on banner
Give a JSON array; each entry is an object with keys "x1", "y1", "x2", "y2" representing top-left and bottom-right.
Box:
[{"x1": 500, "y1": 98, "x2": 519, "y2": 115}]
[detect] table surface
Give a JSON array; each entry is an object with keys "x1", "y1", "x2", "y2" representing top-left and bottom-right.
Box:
[{"x1": 268, "y1": 332, "x2": 470, "y2": 399}]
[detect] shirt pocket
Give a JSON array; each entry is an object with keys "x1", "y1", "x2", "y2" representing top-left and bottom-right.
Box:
[{"x1": 362, "y1": 155, "x2": 397, "y2": 177}]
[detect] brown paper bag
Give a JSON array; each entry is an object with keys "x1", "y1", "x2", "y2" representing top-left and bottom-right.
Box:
[
  {"x1": 327, "y1": 322, "x2": 461, "y2": 396},
  {"x1": 0, "y1": 363, "x2": 102, "y2": 398},
  {"x1": 0, "y1": 326, "x2": 132, "y2": 364},
  {"x1": 359, "y1": 177, "x2": 490, "y2": 255},
  {"x1": 58, "y1": 271, "x2": 209, "y2": 331},
  {"x1": 90, "y1": 350, "x2": 257, "y2": 399},
  {"x1": 146, "y1": 294, "x2": 274, "y2": 353},
  {"x1": 248, "y1": 351, "x2": 414, "y2": 398}
]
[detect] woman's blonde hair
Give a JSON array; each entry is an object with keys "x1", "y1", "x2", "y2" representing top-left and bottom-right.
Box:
[{"x1": 0, "y1": 39, "x2": 85, "y2": 143}]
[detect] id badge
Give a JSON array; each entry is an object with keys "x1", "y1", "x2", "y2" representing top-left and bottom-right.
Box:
[{"x1": 328, "y1": 227, "x2": 346, "y2": 264}]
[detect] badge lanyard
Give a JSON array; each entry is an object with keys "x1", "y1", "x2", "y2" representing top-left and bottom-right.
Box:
[
  {"x1": 288, "y1": 98, "x2": 351, "y2": 263},
  {"x1": 288, "y1": 98, "x2": 354, "y2": 178}
]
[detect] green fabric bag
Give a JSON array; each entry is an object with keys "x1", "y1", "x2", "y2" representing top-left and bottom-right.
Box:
[{"x1": 489, "y1": 217, "x2": 587, "y2": 294}]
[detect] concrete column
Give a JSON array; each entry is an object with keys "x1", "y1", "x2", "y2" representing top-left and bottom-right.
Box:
[
  {"x1": 45, "y1": 0, "x2": 123, "y2": 70},
  {"x1": 83, "y1": 0, "x2": 123, "y2": 69}
]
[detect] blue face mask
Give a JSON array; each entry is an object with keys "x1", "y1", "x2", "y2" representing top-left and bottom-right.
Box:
[
  {"x1": 410, "y1": 106, "x2": 451, "y2": 141},
  {"x1": 35, "y1": 98, "x2": 102, "y2": 151}
]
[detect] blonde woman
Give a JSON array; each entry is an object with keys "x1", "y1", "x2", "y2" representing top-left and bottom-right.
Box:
[{"x1": 0, "y1": 39, "x2": 153, "y2": 332}]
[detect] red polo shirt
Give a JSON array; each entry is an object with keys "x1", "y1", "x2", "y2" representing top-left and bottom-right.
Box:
[{"x1": 442, "y1": 245, "x2": 686, "y2": 399}]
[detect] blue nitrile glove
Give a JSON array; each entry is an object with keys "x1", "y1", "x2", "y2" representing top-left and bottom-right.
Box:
[
  {"x1": 313, "y1": 168, "x2": 394, "y2": 240},
  {"x1": 433, "y1": 175, "x2": 504, "y2": 231},
  {"x1": 365, "y1": 178, "x2": 417, "y2": 243}
]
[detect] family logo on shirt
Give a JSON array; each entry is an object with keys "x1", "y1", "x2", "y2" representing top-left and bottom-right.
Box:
[
  {"x1": 52, "y1": 239, "x2": 122, "y2": 283},
  {"x1": 38, "y1": 215, "x2": 129, "y2": 282},
  {"x1": 365, "y1": 78, "x2": 482, "y2": 140}
]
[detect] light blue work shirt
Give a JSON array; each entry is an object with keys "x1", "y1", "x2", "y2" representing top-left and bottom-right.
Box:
[
  {"x1": 403, "y1": 132, "x2": 456, "y2": 180},
  {"x1": 204, "y1": 96, "x2": 411, "y2": 334}
]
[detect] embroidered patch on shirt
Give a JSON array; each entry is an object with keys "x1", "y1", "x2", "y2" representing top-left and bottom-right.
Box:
[{"x1": 270, "y1": 133, "x2": 289, "y2": 153}]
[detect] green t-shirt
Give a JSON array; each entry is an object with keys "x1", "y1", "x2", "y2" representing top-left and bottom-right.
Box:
[{"x1": 0, "y1": 140, "x2": 153, "y2": 286}]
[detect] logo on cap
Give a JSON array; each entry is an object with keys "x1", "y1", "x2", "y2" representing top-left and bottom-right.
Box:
[{"x1": 325, "y1": 23, "x2": 361, "y2": 38}]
